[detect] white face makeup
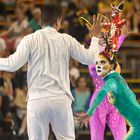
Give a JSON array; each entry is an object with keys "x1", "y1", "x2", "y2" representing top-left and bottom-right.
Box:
[{"x1": 96, "y1": 54, "x2": 111, "y2": 77}]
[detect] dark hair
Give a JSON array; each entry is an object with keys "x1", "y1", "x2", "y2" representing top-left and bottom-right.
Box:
[
  {"x1": 76, "y1": 76, "x2": 88, "y2": 88},
  {"x1": 68, "y1": 2, "x2": 77, "y2": 11},
  {"x1": 100, "y1": 52, "x2": 117, "y2": 70},
  {"x1": 41, "y1": 4, "x2": 61, "y2": 26}
]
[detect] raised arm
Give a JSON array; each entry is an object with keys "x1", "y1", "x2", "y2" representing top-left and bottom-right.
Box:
[
  {"x1": 69, "y1": 36, "x2": 101, "y2": 65},
  {"x1": 87, "y1": 78, "x2": 117, "y2": 116},
  {"x1": 70, "y1": 35, "x2": 125, "y2": 65},
  {"x1": 69, "y1": 14, "x2": 105, "y2": 65},
  {"x1": 0, "y1": 36, "x2": 30, "y2": 72}
]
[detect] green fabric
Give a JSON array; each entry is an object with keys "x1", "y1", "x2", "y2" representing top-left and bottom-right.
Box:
[
  {"x1": 87, "y1": 72, "x2": 140, "y2": 140},
  {"x1": 29, "y1": 19, "x2": 41, "y2": 32}
]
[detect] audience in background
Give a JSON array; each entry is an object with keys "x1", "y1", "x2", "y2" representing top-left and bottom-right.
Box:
[
  {"x1": 16, "y1": 0, "x2": 34, "y2": 21},
  {"x1": 72, "y1": 76, "x2": 91, "y2": 113},
  {"x1": 0, "y1": 8, "x2": 28, "y2": 50},
  {"x1": 27, "y1": 8, "x2": 41, "y2": 33},
  {"x1": 0, "y1": 0, "x2": 7, "y2": 20},
  {"x1": 0, "y1": 38, "x2": 6, "y2": 53},
  {"x1": 1, "y1": 0, "x2": 15, "y2": 5},
  {"x1": 72, "y1": 76, "x2": 91, "y2": 138},
  {"x1": 12, "y1": 85, "x2": 27, "y2": 136},
  {"x1": 98, "y1": 0, "x2": 112, "y2": 19},
  {"x1": 133, "y1": 0, "x2": 140, "y2": 32},
  {"x1": 0, "y1": 72, "x2": 12, "y2": 122},
  {"x1": 70, "y1": 59, "x2": 80, "y2": 91},
  {"x1": 0, "y1": 1, "x2": 139, "y2": 140}
]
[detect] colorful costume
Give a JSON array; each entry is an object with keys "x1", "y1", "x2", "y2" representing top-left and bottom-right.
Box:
[
  {"x1": 85, "y1": 2, "x2": 128, "y2": 139},
  {"x1": 89, "y1": 35, "x2": 126, "y2": 140},
  {"x1": 87, "y1": 72, "x2": 140, "y2": 140},
  {"x1": 102, "y1": 1, "x2": 127, "y2": 52}
]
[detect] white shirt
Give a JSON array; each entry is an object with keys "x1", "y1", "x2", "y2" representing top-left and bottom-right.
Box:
[
  {"x1": 0, "y1": 27, "x2": 100, "y2": 101},
  {"x1": 10, "y1": 19, "x2": 28, "y2": 35}
]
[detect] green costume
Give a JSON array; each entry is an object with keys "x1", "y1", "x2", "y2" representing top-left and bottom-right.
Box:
[{"x1": 87, "y1": 72, "x2": 140, "y2": 140}]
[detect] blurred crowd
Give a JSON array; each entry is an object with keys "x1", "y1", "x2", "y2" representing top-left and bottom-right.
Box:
[{"x1": 0, "y1": 0, "x2": 140, "y2": 139}]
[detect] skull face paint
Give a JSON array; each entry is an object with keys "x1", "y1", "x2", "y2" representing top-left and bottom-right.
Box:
[{"x1": 95, "y1": 54, "x2": 111, "y2": 77}]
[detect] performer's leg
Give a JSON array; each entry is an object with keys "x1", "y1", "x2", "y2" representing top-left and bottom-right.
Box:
[
  {"x1": 107, "y1": 108, "x2": 127, "y2": 140},
  {"x1": 27, "y1": 99, "x2": 50, "y2": 140},
  {"x1": 89, "y1": 108, "x2": 107, "y2": 140},
  {"x1": 50, "y1": 97, "x2": 75, "y2": 140},
  {"x1": 89, "y1": 94, "x2": 109, "y2": 140}
]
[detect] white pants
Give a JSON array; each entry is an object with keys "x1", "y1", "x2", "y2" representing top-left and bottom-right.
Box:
[{"x1": 27, "y1": 96, "x2": 75, "y2": 140}]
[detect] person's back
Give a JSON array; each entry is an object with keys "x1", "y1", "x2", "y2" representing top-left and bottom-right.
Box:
[
  {"x1": 26, "y1": 24, "x2": 100, "y2": 101},
  {"x1": 27, "y1": 27, "x2": 72, "y2": 100}
]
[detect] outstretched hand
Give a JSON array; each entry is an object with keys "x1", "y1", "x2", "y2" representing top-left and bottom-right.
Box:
[
  {"x1": 75, "y1": 112, "x2": 90, "y2": 128},
  {"x1": 86, "y1": 14, "x2": 108, "y2": 38}
]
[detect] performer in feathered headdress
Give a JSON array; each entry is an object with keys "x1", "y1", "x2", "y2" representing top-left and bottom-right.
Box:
[
  {"x1": 78, "y1": 1, "x2": 128, "y2": 140},
  {"x1": 76, "y1": 35, "x2": 140, "y2": 140},
  {"x1": 87, "y1": 27, "x2": 127, "y2": 140},
  {"x1": 76, "y1": 3, "x2": 140, "y2": 140}
]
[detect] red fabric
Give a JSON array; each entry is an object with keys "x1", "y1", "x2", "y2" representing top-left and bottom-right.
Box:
[{"x1": 102, "y1": 2, "x2": 127, "y2": 52}]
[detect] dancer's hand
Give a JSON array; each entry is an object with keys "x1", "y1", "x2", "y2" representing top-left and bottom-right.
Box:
[
  {"x1": 86, "y1": 14, "x2": 106, "y2": 38},
  {"x1": 75, "y1": 112, "x2": 90, "y2": 128}
]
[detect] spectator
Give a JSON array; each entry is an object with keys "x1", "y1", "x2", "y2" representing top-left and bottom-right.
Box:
[
  {"x1": 27, "y1": 8, "x2": 41, "y2": 33},
  {"x1": 72, "y1": 76, "x2": 91, "y2": 138},
  {"x1": 65, "y1": 4, "x2": 88, "y2": 42},
  {"x1": 0, "y1": 38, "x2": 6, "y2": 57},
  {"x1": 13, "y1": 85, "x2": 27, "y2": 136},
  {"x1": 0, "y1": 8, "x2": 28, "y2": 50},
  {"x1": 16, "y1": 0, "x2": 34, "y2": 21},
  {"x1": 0, "y1": 72, "x2": 12, "y2": 121},
  {"x1": 72, "y1": 76, "x2": 91, "y2": 113},
  {"x1": 133, "y1": 0, "x2": 140, "y2": 32},
  {"x1": 70, "y1": 59, "x2": 80, "y2": 81},
  {"x1": 98, "y1": 0, "x2": 112, "y2": 19},
  {"x1": 69, "y1": 59, "x2": 80, "y2": 91},
  {"x1": 2, "y1": 72, "x2": 14, "y2": 100},
  {"x1": 122, "y1": 0, "x2": 134, "y2": 32},
  {"x1": 12, "y1": 65, "x2": 27, "y2": 91},
  {"x1": 1, "y1": 0, "x2": 15, "y2": 5},
  {"x1": 60, "y1": 1, "x2": 69, "y2": 20},
  {"x1": 45, "y1": 0, "x2": 61, "y2": 5},
  {"x1": 0, "y1": 0, "x2": 7, "y2": 20}
]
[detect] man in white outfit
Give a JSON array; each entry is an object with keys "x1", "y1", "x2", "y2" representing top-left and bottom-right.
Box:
[{"x1": 0, "y1": 5, "x2": 104, "y2": 140}]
